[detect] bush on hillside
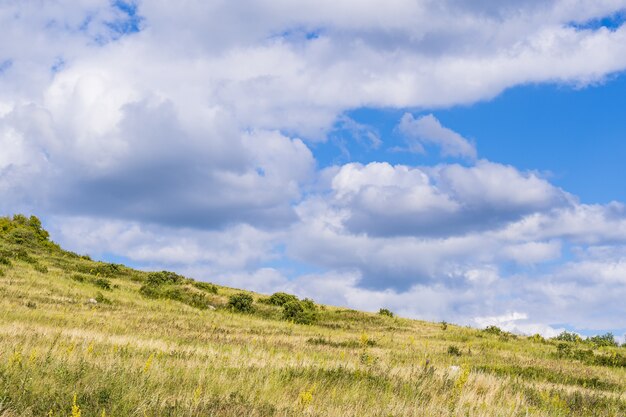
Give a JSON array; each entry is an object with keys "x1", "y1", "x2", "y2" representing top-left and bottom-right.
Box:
[
  {"x1": 447, "y1": 345, "x2": 462, "y2": 356},
  {"x1": 228, "y1": 293, "x2": 254, "y2": 313},
  {"x1": 588, "y1": 332, "x2": 618, "y2": 347},
  {"x1": 483, "y1": 325, "x2": 503, "y2": 335},
  {"x1": 94, "y1": 278, "x2": 112, "y2": 290},
  {"x1": 553, "y1": 331, "x2": 582, "y2": 343},
  {"x1": 265, "y1": 292, "x2": 299, "y2": 306},
  {"x1": 378, "y1": 308, "x2": 394, "y2": 317},
  {"x1": 146, "y1": 270, "x2": 185, "y2": 286},
  {"x1": 282, "y1": 299, "x2": 318, "y2": 325},
  {"x1": 0, "y1": 215, "x2": 51, "y2": 245},
  {"x1": 192, "y1": 281, "x2": 218, "y2": 294}
]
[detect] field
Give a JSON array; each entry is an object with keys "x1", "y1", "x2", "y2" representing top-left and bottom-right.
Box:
[{"x1": 0, "y1": 215, "x2": 625, "y2": 417}]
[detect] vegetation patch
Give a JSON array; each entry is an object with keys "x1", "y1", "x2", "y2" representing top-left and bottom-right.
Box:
[
  {"x1": 228, "y1": 293, "x2": 254, "y2": 313},
  {"x1": 282, "y1": 299, "x2": 318, "y2": 325}
]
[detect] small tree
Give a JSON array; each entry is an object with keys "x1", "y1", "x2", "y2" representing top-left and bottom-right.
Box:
[
  {"x1": 228, "y1": 293, "x2": 254, "y2": 313},
  {"x1": 267, "y1": 292, "x2": 299, "y2": 306},
  {"x1": 283, "y1": 300, "x2": 318, "y2": 324},
  {"x1": 588, "y1": 332, "x2": 618, "y2": 347},
  {"x1": 378, "y1": 308, "x2": 394, "y2": 317}
]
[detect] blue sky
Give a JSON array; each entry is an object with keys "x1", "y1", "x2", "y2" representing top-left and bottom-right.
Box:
[
  {"x1": 2, "y1": 0, "x2": 626, "y2": 340},
  {"x1": 318, "y1": 74, "x2": 626, "y2": 204}
]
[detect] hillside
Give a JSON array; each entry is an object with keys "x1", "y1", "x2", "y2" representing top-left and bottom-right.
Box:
[{"x1": 0, "y1": 215, "x2": 625, "y2": 417}]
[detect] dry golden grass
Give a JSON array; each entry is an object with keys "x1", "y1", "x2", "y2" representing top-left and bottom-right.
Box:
[{"x1": 0, "y1": 216, "x2": 624, "y2": 416}]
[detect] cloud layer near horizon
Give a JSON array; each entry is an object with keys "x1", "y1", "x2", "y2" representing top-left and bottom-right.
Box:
[{"x1": 2, "y1": 0, "x2": 626, "y2": 337}]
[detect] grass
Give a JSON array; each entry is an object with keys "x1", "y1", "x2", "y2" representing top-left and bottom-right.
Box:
[{"x1": 0, "y1": 215, "x2": 625, "y2": 416}]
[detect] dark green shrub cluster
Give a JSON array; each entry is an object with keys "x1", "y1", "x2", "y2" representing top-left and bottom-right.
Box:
[
  {"x1": 139, "y1": 270, "x2": 212, "y2": 310},
  {"x1": 33, "y1": 263, "x2": 48, "y2": 274},
  {"x1": 146, "y1": 270, "x2": 185, "y2": 286},
  {"x1": 0, "y1": 255, "x2": 11, "y2": 266},
  {"x1": 94, "y1": 278, "x2": 112, "y2": 290},
  {"x1": 87, "y1": 263, "x2": 124, "y2": 277},
  {"x1": 192, "y1": 281, "x2": 218, "y2": 294},
  {"x1": 265, "y1": 292, "x2": 299, "y2": 306},
  {"x1": 553, "y1": 331, "x2": 582, "y2": 343},
  {"x1": 14, "y1": 248, "x2": 36, "y2": 264},
  {"x1": 378, "y1": 308, "x2": 394, "y2": 317},
  {"x1": 0, "y1": 215, "x2": 55, "y2": 249},
  {"x1": 140, "y1": 283, "x2": 212, "y2": 310},
  {"x1": 483, "y1": 325, "x2": 503, "y2": 335},
  {"x1": 588, "y1": 332, "x2": 618, "y2": 347},
  {"x1": 447, "y1": 345, "x2": 462, "y2": 356},
  {"x1": 228, "y1": 293, "x2": 254, "y2": 313},
  {"x1": 282, "y1": 298, "x2": 318, "y2": 324},
  {"x1": 95, "y1": 292, "x2": 112, "y2": 305},
  {"x1": 555, "y1": 343, "x2": 626, "y2": 368}
]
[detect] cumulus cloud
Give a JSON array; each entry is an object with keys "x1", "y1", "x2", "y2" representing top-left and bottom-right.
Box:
[
  {"x1": 322, "y1": 160, "x2": 571, "y2": 237},
  {"x1": 398, "y1": 113, "x2": 477, "y2": 159},
  {"x1": 2, "y1": 0, "x2": 626, "y2": 336}
]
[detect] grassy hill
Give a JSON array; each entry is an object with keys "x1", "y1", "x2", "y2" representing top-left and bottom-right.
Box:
[{"x1": 0, "y1": 215, "x2": 625, "y2": 417}]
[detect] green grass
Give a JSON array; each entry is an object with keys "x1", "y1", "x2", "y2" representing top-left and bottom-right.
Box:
[{"x1": 0, "y1": 215, "x2": 625, "y2": 416}]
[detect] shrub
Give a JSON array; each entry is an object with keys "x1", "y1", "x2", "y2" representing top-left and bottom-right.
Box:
[
  {"x1": 440, "y1": 321, "x2": 448, "y2": 330},
  {"x1": 88, "y1": 263, "x2": 123, "y2": 277},
  {"x1": 588, "y1": 332, "x2": 618, "y2": 347},
  {"x1": 95, "y1": 292, "x2": 112, "y2": 305},
  {"x1": 94, "y1": 278, "x2": 112, "y2": 290},
  {"x1": 266, "y1": 292, "x2": 299, "y2": 306},
  {"x1": 483, "y1": 325, "x2": 502, "y2": 335},
  {"x1": 378, "y1": 308, "x2": 394, "y2": 317},
  {"x1": 0, "y1": 256, "x2": 11, "y2": 266},
  {"x1": 301, "y1": 298, "x2": 316, "y2": 310},
  {"x1": 139, "y1": 283, "x2": 211, "y2": 310},
  {"x1": 193, "y1": 281, "x2": 218, "y2": 294},
  {"x1": 282, "y1": 300, "x2": 318, "y2": 325},
  {"x1": 33, "y1": 263, "x2": 48, "y2": 274},
  {"x1": 553, "y1": 331, "x2": 582, "y2": 343},
  {"x1": 447, "y1": 345, "x2": 462, "y2": 356},
  {"x1": 14, "y1": 249, "x2": 36, "y2": 264},
  {"x1": 146, "y1": 270, "x2": 185, "y2": 286},
  {"x1": 228, "y1": 293, "x2": 254, "y2": 313}
]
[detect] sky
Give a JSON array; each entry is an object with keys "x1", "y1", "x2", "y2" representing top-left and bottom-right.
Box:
[{"x1": 1, "y1": 0, "x2": 626, "y2": 340}]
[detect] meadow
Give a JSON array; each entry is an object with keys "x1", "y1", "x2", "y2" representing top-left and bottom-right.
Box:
[{"x1": 0, "y1": 215, "x2": 624, "y2": 416}]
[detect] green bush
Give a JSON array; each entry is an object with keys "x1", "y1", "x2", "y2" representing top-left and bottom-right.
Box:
[
  {"x1": 33, "y1": 263, "x2": 48, "y2": 274},
  {"x1": 192, "y1": 281, "x2": 218, "y2": 294},
  {"x1": 14, "y1": 248, "x2": 36, "y2": 264},
  {"x1": 266, "y1": 292, "x2": 299, "y2": 306},
  {"x1": 139, "y1": 283, "x2": 211, "y2": 310},
  {"x1": 553, "y1": 331, "x2": 582, "y2": 343},
  {"x1": 282, "y1": 300, "x2": 318, "y2": 324},
  {"x1": 0, "y1": 255, "x2": 11, "y2": 266},
  {"x1": 94, "y1": 278, "x2": 112, "y2": 290},
  {"x1": 378, "y1": 308, "x2": 394, "y2": 317},
  {"x1": 447, "y1": 345, "x2": 462, "y2": 356},
  {"x1": 146, "y1": 270, "x2": 185, "y2": 286},
  {"x1": 228, "y1": 293, "x2": 254, "y2": 313},
  {"x1": 95, "y1": 292, "x2": 112, "y2": 305},
  {"x1": 484, "y1": 325, "x2": 503, "y2": 335},
  {"x1": 588, "y1": 332, "x2": 618, "y2": 347}
]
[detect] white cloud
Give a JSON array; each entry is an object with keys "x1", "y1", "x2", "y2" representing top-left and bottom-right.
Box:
[
  {"x1": 2, "y1": 0, "x2": 626, "y2": 336},
  {"x1": 398, "y1": 113, "x2": 477, "y2": 159}
]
